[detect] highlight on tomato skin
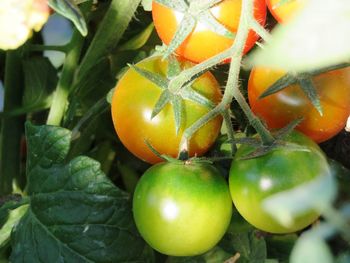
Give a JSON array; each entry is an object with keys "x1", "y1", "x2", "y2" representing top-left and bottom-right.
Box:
[
  {"x1": 111, "y1": 56, "x2": 223, "y2": 164},
  {"x1": 248, "y1": 66, "x2": 350, "y2": 143},
  {"x1": 266, "y1": 0, "x2": 306, "y2": 24},
  {"x1": 229, "y1": 131, "x2": 331, "y2": 234},
  {"x1": 152, "y1": 0, "x2": 267, "y2": 63},
  {"x1": 133, "y1": 161, "x2": 233, "y2": 256}
]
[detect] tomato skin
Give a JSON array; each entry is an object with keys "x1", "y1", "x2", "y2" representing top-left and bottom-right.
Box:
[
  {"x1": 248, "y1": 66, "x2": 350, "y2": 143},
  {"x1": 111, "y1": 56, "x2": 223, "y2": 164},
  {"x1": 152, "y1": 0, "x2": 267, "y2": 63},
  {"x1": 133, "y1": 161, "x2": 232, "y2": 256},
  {"x1": 266, "y1": 0, "x2": 306, "y2": 24},
  {"x1": 229, "y1": 131, "x2": 331, "y2": 233}
]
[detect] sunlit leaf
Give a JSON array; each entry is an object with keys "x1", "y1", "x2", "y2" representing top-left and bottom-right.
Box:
[
  {"x1": 247, "y1": 0, "x2": 350, "y2": 72},
  {"x1": 262, "y1": 173, "x2": 336, "y2": 228}
]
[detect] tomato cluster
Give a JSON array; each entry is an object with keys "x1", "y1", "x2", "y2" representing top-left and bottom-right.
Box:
[{"x1": 110, "y1": 0, "x2": 336, "y2": 257}]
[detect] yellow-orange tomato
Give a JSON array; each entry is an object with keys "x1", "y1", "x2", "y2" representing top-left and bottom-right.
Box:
[
  {"x1": 248, "y1": 67, "x2": 350, "y2": 143},
  {"x1": 266, "y1": 0, "x2": 306, "y2": 24},
  {"x1": 152, "y1": 0, "x2": 266, "y2": 63},
  {"x1": 111, "y1": 56, "x2": 223, "y2": 164}
]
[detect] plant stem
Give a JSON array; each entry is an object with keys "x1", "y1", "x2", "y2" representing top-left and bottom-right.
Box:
[
  {"x1": 46, "y1": 30, "x2": 85, "y2": 126},
  {"x1": 27, "y1": 44, "x2": 68, "y2": 53},
  {"x1": 179, "y1": 0, "x2": 274, "y2": 153},
  {"x1": 0, "y1": 51, "x2": 25, "y2": 195}
]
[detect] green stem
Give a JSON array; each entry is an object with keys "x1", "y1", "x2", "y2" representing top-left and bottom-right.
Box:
[
  {"x1": 77, "y1": 0, "x2": 142, "y2": 79},
  {"x1": 250, "y1": 18, "x2": 271, "y2": 42},
  {"x1": 0, "y1": 51, "x2": 25, "y2": 195},
  {"x1": 223, "y1": 109, "x2": 237, "y2": 154},
  {"x1": 46, "y1": 30, "x2": 85, "y2": 126},
  {"x1": 179, "y1": 0, "x2": 274, "y2": 153}
]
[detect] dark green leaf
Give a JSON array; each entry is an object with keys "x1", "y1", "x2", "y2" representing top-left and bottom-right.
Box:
[
  {"x1": 10, "y1": 123, "x2": 153, "y2": 263},
  {"x1": 163, "y1": 14, "x2": 196, "y2": 59},
  {"x1": 167, "y1": 246, "x2": 231, "y2": 263},
  {"x1": 266, "y1": 234, "x2": 297, "y2": 263},
  {"x1": 130, "y1": 64, "x2": 169, "y2": 90},
  {"x1": 78, "y1": 0, "x2": 141, "y2": 78},
  {"x1": 4, "y1": 57, "x2": 57, "y2": 117},
  {"x1": 48, "y1": 0, "x2": 88, "y2": 36},
  {"x1": 298, "y1": 77, "x2": 323, "y2": 116},
  {"x1": 220, "y1": 230, "x2": 267, "y2": 263},
  {"x1": 0, "y1": 195, "x2": 27, "y2": 227}
]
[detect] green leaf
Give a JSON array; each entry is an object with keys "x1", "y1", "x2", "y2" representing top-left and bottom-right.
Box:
[
  {"x1": 167, "y1": 246, "x2": 231, "y2": 263},
  {"x1": 266, "y1": 234, "x2": 297, "y2": 263},
  {"x1": 246, "y1": 0, "x2": 350, "y2": 72},
  {"x1": 262, "y1": 173, "x2": 336, "y2": 228},
  {"x1": 48, "y1": 0, "x2": 88, "y2": 36},
  {"x1": 219, "y1": 230, "x2": 267, "y2": 263},
  {"x1": 78, "y1": 0, "x2": 141, "y2": 78},
  {"x1": 10, "y1": 123, "x2": 153, "y2": 263},
  {"x1": 0, "y1": 195, "x2": 27, "y2": 227},
  {"x1": 298, "y1": 77, "x2": 323, "y2": 116},
  {"x1": 290, "y1": 234, "x2": 333, "y2": 263},
  {"x1": 119, "y1": 23, "x2": 155, "y2": 51},
  {"x1": 0, "y1": 205, "x2": 28, "y2": 249}
]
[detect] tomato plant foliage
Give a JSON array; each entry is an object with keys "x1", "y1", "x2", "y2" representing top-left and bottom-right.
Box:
[{"x1": 0, "y1": 0, "x2": 350, "y2": 262}]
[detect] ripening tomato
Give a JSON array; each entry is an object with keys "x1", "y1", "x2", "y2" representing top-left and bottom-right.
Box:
[
  {"x1": 266, "y1": 0, "x2": 306, "y2": 24},
  {"x1": 152, "y1": 0, "x2": 267, "y2": 63},
  {"x1": 111, "y1": 56, "x2": 223, "y2": 164},
  {"x1": 229, "y1": 131, "x2": 331, "y2": 233},
  {"x1": 133, "y1": 161, "x2": 232, "y2": 256},
  {"x1": 248, "y1": 66, "x2": 350, "y2": 143}
]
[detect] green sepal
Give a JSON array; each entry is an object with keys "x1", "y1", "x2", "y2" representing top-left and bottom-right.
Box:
[
  {"x1": 48, "y1": 0, "x2": 88, "y2": 37},
  {"x1": 129, "y1": 64, "x2": 169, "y2": 89},
  {"x1": 298, "y1": 76, "x2": 323, "y2": 116},
  {"x1": 154, "y1": 0, "x2": 188, "y2": 12},
  {"x1": 199, "y1": 10, "x2": 235, "y2": 39},
  {"x1": 259, "y1": 74, "x2": 297, "y2": 99},
  {"x1": 151, "y1": 90, "x2": 171, "y2": 119},
  {"x1": 272, "y1": 0, "x2": 296, "y2": 9},
  {"x1": 181, "y1": 85, "x2": 215, "y2": 109},
  {"x1": 172, "y1": 95, "x2": 184, "y2": 134},
  {"x1": 274, "y1": 118, "x2": 303, "y2": 139},
  {"x1": 167, "y1": 55, "x2": 182, "y2": 78},
  {"x1": 163, "y1": 13, "x2": 196, "y2": 59}
]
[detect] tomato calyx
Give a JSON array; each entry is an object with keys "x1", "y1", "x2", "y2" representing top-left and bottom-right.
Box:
[
  {"x1": 258, "y1": 62, "x2": 350, "y2": 117},
  {"x1": 129, "y1": 57, "x2": 216, "y2": 134},
  {"x1": 235, "y1": 118, "x2": 308, "y2": 160},
  {"x1": 154, "y1": 0, "x2": 235, "y2": 58}
]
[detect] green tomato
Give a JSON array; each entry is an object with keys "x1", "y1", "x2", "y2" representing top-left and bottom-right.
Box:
[
  {"x1": 133, "y1": 161, "x2": 232, "y2": 256},
  {"x1": 229, "y1": 131, "x2": 331, "y2": 234}
]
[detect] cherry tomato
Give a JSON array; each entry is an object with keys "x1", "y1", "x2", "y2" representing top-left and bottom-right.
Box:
[
  {"x1": 152, "y1": 0, "x2": 267, "y2": 63},
  {"x1": 229, "y1": 131, "x2": 331, "y2": 233},
  {"x1": 133, "y1": 161, "x2": 232, "y2": 256},
  {"x1": 248, "y1": 66, "x2": 350, "y2": 143},
  {"x1": 111, "y1": 56, "x2": 223, "y2": 164},
  {"x1": 266, "y1": 0, "x2": 306, "y2": 24}
]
